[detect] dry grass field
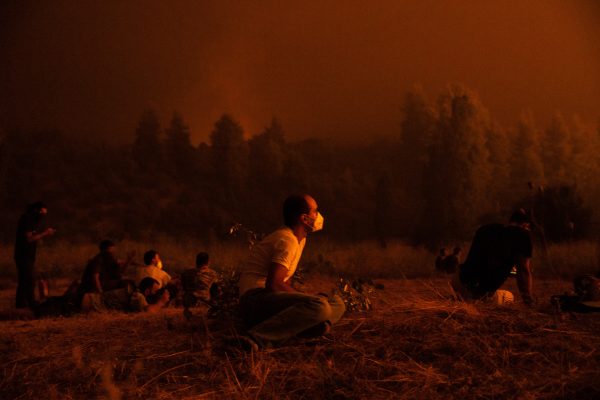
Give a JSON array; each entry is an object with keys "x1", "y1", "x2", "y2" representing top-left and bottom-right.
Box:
[
  {"x1": 1, "y1": 275, "x2": 599, "y2": 399},
  {"x1": 0, "y1": 240, "x2": 599, "y2": 399}
]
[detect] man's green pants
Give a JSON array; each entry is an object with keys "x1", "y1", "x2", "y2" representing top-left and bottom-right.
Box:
[{"x1": 239, "y1": 289, "x2": 346, "y2": 346}]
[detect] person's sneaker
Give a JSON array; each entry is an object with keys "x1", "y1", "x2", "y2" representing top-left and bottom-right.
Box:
[{"x1": 297, "y1": 321, "x2": 331, "y2": 338}]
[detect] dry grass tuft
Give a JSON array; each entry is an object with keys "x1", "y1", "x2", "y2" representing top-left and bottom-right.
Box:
[{"x1": 1, "y1": 276, "x2": 600, "y2": 399}]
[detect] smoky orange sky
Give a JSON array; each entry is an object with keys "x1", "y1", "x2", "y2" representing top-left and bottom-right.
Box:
[{"x1": 1, "y1": 0, "x2": 599, "y2": 144}]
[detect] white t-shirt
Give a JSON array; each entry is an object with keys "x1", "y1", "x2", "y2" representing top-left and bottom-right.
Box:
[
  {"x1": 238, "y1": 226, "x2": 306, "y2": 296},
  {"x1": 134, "y1": 265, "x2": 171, "y2": 288}
]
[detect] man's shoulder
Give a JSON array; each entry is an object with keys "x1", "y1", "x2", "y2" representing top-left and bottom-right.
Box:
[
  {"x1": 266, "y1": 226, "x2": 294, "y2": 238},
  {"x1": 17, "y1": 213, "x2": 36, "y2": 231},
  {"x1": 264, "y1": 226, "x2": 298, "y2": 245},
  {"x1": 137, "y1": 265, "x2": 158, "y2": 273},
  {"x1": 86, "y1": 253, "x2": 103, "y2": 268}
]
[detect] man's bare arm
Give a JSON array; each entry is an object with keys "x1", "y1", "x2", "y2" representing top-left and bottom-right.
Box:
[
  {"x1": 26, "y1": 228, "x2": 56, "y2": 243},
  {"x1": 266, "y1": 263, "x2": 296, "y2": 293},
  {"x1": 93, "y1": 272, "x2": 103, "y2": 293},
  {"x1": 516, "y1": 256, "x2": 533, "y2": 305},
  {"x1": 118, "y1": 251, "x2": 136, "y2": 272}
]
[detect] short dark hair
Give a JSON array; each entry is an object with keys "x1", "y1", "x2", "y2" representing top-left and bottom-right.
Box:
[
  {"x1": 139, "y1": 277, "x2": 159, "y2": 293},
  {"x1": 196, "y1": 252, "x2": 209, "y2": 267},
  {"x1": 283, "y1": 194, "x2": 310, "y2": 227},
  {"x1": 510, "y1": 208, "x2": 530, "y2": 224},
  {"x1": 143, "y1": 250, "x2": 158, "y2": 266},
  {"x1": 99, "y1": 240, "x2": 115, "y2": 252}
]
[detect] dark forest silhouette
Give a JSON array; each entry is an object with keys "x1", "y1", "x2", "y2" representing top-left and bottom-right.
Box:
[{"x1": 0, "y1": 85, "x2": 597, "y2": 246}]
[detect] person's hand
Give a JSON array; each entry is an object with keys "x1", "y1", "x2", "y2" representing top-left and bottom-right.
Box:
[{"x1": 121, "y1": 251, "x2": 136, "y2": 267}]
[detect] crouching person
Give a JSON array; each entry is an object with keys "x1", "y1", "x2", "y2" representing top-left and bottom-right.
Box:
[
  {"x1": 81, "y1": 277, "x2": 169, "y2": 313},
  {"x1": 452, "y1": 209, "x2": 534, "y2": 306},
  {"x1": 237, "y1": 194, "x2": 345, "y2": 350}
]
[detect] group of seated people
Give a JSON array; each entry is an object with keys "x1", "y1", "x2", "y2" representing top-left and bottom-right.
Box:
[{"x1": 32, "y1": 240, "x2": 219, "y2": 317}]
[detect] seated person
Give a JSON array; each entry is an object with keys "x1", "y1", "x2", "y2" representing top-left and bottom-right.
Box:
[
  {"x1": 452, "y1": 209, "x2": 534, "y2": 306},
  {"x1": 80, "y1": 277, "x2": 169, "y2": 313},
  {"x1": 135, "y1": 250, "x2": 172, "y2": 289},
  {"x1": 79, "y1": 240, "x2": 135, "y2": 295},
  {"x1": 237, "y1": 194, "x2": 346, "y2": 350},
  {"x1": 181, "y1": 252, "x2": 219, "y2": 307}
]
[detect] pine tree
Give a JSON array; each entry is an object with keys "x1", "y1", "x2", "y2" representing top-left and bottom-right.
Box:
[
  {"x1": 485, "y1": 123, "x2": 511, "y2": 213},
  {"x1": 374, "y1": 174, "x2": 393, "y2": 247},
  {"x1": 164, "y1": 112, "x2": 195, "y2": 180},
  {"x1": 509, "y1": 113, "x2": 545, "y2": 205},
  {"x1": 248, "y1": 118, "x2": 286, "y2": 193},
  {"x1": 398, "y1": 89, "x2": 436, "y2": 237},
  {"x1": 569, "y1": 117, "x2": 600, "y2": 209},
  {"x1": 420, "y1": 85, "x2": 492, "y2": 245},
  {"x1": 209, "y1": 114, "x2": 248, "y2": 207},
  {"x1": 132, "y1": 109, "x2": 162, "y2": 173},
  {"x1": 542, "y1": 114, "x2": 572, "y2": 185}
]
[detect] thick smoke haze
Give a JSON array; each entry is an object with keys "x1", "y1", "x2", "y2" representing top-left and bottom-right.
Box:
[{"x1": 1, "y1": 0, "x2": 599, "y2": 143}]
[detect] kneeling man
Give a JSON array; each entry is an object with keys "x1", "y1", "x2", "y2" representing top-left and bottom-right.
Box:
[
  {"x1": 238, "y1": 194, "x2": 345, "y2": 348},
  {"x1": 452, "y1": 209, "x2": 534, "y2": 306}
]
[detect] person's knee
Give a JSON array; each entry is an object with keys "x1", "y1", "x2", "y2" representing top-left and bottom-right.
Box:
[
  {"x1": 326, "y1": 294, "x2": 346, "y2": 324},
  {"x1": 309, "y1": 297, "x2": 333, "y2": 322},
  {"x1": 330, "y1": 294, "x2": 346, "y2": 313}
]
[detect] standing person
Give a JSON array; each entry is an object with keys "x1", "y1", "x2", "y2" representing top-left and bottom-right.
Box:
[
  {"x1": 237, "y1": 194, "x2": 346, "y2": 350},
  {"x1": 452, "y1": 209, "x2": 534, "y2": 305},
  {"x1": 14, "y1": 202, "x2": 56, "y2": 308}
]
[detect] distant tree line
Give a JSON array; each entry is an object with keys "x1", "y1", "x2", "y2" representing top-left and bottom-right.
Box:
[{"x1": 0, "y1": 85, "x2": 597, "y2": 247}]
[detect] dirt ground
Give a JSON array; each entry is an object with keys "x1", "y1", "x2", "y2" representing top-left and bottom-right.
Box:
[{"x1": 1, "y1": 276, "x2": 599, "y2": 399}]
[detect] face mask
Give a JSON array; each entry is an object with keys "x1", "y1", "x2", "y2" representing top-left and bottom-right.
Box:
[{"x1": 309, "y1": 212, "x2": 324, "y2": 232}]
